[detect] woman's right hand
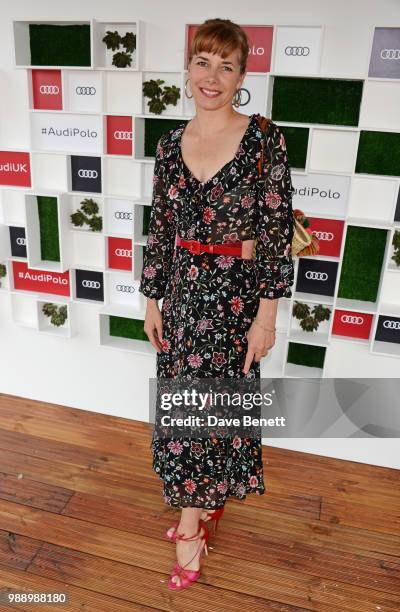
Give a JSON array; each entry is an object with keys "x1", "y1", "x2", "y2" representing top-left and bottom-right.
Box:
[{"x1": 144, "y1": 299, "x2": 163, "y2": 353}]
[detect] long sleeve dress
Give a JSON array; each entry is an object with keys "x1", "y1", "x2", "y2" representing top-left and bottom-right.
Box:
[{"x1": 139, "y1": 113, "x2": 295, "y2": 508}]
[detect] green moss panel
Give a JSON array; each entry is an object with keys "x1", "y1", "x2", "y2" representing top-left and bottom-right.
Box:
[
  {"x1": 272, "y1": 77, "x2": 363, "y2": 126},
  {"x1": 29, "y1": 24, "x2": 91, "y2": 66},
  {"x1": 280, "y1": 126, "x2": 309, "y2": 170},
  {"x1": 142, "y1": 206, "x2": 151, "y2": 235},
  {"x1": 356, "y1": 131, "x2": 400, "y2": 176},
  {"x1": 337, "y1": 226, "x2": 387, "y2": 302},
  {"x1": 37, "y1": 196, "x2": 60, "y2": 262},
  {"x1": 145, "y1": 118, "x2": 187, "y2": 157},
  {"x1": 109, "y1": 316, "x2": 148, "y2": 341},
  {"x1": 287, "y1": 342, "x2": 326, "y2": 369}
]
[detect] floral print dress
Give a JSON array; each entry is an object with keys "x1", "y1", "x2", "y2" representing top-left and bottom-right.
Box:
[{"x1": 139, "y1": 113, "x2": 295, "y2": 508}]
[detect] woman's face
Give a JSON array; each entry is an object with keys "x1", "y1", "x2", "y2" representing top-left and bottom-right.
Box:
[{"x1": 188, "y1": 49, "x2": 246, "y2": 111}]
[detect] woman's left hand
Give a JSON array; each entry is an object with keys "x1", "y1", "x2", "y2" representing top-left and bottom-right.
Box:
[{"x1": 242, "y1": 322, "x2": 276, "y2": 374}]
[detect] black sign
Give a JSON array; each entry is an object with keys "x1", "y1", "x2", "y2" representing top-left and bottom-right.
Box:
[
  {"x1": 75, "y1": 269, "x2": 104, "y2": 301},
  {"x1": 71, "y1": 155, "x2": 102, "y2": 193},
  {"x1": 9, "y1": 226, "x2": 27, "y2": 258},
  {"x1": 296, "y1": 258, "x2": 338, "y2": 297},
  {"x1": 375, "y1": 315, "x2": 400, "y2": 344}
]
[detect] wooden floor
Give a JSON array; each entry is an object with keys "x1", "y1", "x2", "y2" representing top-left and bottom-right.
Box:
[{"x1": 0, "y1": 394, "x2": 399, "y2": 611}]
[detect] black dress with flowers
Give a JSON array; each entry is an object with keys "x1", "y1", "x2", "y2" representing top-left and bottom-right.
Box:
[{"x1": 139, "y1": 113, "x2": 295, "y2": 508}]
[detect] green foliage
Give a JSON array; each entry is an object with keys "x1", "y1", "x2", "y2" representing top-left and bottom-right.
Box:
[
  {"x1": 392, "y1": 230, "x2": 400, "y2": 267},
  {"x1": 102, "y1": 30, "x2": 121, "y2": 51},
  {"x1": 143, "y1": 79, "x2": 181, "y2": 114},
  {"x1": 121, "y1": 32, "x2": 136, "y2": 53},
  {"x1": 102, "y1": 30, "x2": 136, "y2": 68},
  {"x1": 292, "y1": 301, "x2": 331, "y2": 332},
  {"x1": 70, "y1": 198, "x2": 102, "y2": 232},
  {"x1": 42, "y1": 303, "x2": 68, "y2": 327},
  {"x1": 0, "y1": 263, "x2": 6, "y2": 278},
  {"x1": 112, "y1": 51, "x2": 132, "y2": 68}
]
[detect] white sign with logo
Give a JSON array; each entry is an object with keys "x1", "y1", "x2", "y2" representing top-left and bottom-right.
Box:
[
  {"x1": 64, "y1": 71, "x2": 103, "y2": 113},
  {"x1": 273, "y1": 26, "x2": 323, "y2": 75},
  {"x1": 31, "y1": 112, "x2": 103, "y2": 154},
  {"x1": 292, "y1": 172, "x2": 350, "y2": 217}
]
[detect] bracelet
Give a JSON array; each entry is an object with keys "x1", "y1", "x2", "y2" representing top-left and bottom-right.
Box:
[{"x1": 254, "y1": 318, "x2": 276, "y2": 333}]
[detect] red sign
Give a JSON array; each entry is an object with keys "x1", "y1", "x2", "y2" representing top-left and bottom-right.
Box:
[
  {"x1": 12, "y1": 261, "x2": 70, "y2": 296},
  {"x1": 32, "y1": 69, "x2": 62, "y2": 110},
  {"x1": 307, "y1": 217, "x2": 344, "y2": 257},
  {"x1": 0, "y1": 151, "x2": 31, "y2": 187},
  {"x1": 185, "y1": 24, "x2": 273, "y2": 73},
  {"x1": 108, "y1": 237, "x2": 132, "y2": 271},
  {"x1": 106, "y1": 116, "x2": 133, "y2": 156},
  {"x1": 332, "y1": 309, "x2": 373, "y2": 340}
]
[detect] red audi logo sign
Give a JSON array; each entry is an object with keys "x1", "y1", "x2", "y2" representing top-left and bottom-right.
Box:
[
  {"x1": 107, "y1": 116, "x2": 133, "y2": 156},
  {"x1": 332, "y1": 309, "x2": 373, "y2": 340},
  {"x1": 108, "y1": 237, "x2": 133, "y2": 271},
  {"x1": 0, "y1": 151, "x2": 31, "y2": 187},
  {"x1": 32, "y1": 69, "x2": 62, "y2": 110}
]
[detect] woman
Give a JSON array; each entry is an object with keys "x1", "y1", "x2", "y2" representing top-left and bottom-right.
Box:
[{"x1": 139, "y1": 18, "x2": 295, "y2": 591}]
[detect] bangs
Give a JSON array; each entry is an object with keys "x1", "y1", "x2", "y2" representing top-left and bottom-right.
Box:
[{"x1": 192, "y1": 32, "x2": 240, "y2": 63}]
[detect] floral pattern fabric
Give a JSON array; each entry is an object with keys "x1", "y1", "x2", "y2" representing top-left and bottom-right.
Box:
[{"x1": 139, "y1": 113, "x2": 295, "y2": 508}]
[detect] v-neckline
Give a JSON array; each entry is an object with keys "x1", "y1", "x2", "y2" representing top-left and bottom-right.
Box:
[{"x1": 178, "y1": 113, "x2": 255, "y2": 187}]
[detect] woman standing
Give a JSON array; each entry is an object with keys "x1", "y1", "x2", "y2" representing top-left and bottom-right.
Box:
[{"x1": 139, "y1": 18, "x2": 295, "y2": 591}]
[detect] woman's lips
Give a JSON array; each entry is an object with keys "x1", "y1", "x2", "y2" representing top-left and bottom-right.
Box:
[{"x1": 199, "y1": 87, "x2": 221, "y2": 98}]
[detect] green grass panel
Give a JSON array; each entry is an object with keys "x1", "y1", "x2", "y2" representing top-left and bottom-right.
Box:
[
  {"x1": 287, "y1": 342, "x2": 326, "y2": 368},
  {"x1": 37, "y1": 196, "x2": 60, "y2": 262},
  {"x1": 142, "y1": 206, "x2": 151, "y2": 235},
  {"x1": 272, "y1": 77, "x2": 363, "y2": 126},
  {"x1": 29, "y1": 24, "x2": 91, "y2": 66},
  {"x1": 355, "y1": 131, "x2": 400, "y2": 176},
  {"x1": 280, "y1": 126, "x2": 308, "y2": 170},
  {"x1": 109, "y1": 316, "x2": 148, "y2": 341},
  {"x1": 337, "y1": 226, "x2": 387, "y2": 302},
  {"x1": 144, "y1": 118, "x2": 187, "y2": 157}
]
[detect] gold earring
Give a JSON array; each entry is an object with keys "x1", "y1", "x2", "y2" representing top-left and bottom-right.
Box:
[
  {"x1": 232, "y1": 88, "x2": 242, "y2": 108},
  {"x1": 184, "y1": 78, "x2": 193, "y2": 99}
]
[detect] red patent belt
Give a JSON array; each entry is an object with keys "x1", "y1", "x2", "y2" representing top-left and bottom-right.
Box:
[{"x1": 175, "y1": 234, "x2": 243, "y2": 256}]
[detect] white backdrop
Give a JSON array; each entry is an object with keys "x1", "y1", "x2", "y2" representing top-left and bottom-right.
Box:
[{"x1": 1, "y1": 0, "x2": 400, "y2": 469}]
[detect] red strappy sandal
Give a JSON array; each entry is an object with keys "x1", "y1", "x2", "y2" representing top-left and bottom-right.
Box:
[
  {"x1": 167, "y1": 521, "x2": 209, "y2": 591},
  {"x1": 165, "y1": 507, "x2": 225, "y2": 543}
]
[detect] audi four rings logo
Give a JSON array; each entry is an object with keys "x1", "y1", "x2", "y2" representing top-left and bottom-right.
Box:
[
  {"x1": 114, "y1": 211, "x2": 133, "y2": 220},
  {"x1": 78, "y1": 169, "x2": 98, "y2": 178},
  {"x1": 312, "y1": 231, "x2": 334, "y2": 241},
  {"x1": 113, "y1": 131, "x2": 133, "y2": 140},
  {"x1": 16, "y1": 237, "x2": 26, "y2": 246},
  {"x1": 116, "y1": 285, "x2": 135, "y2": 292},
  {"x1": 340, "y1": 315, "x2": 364, "y2": 325},
  {"x1": 82, "y1": 280, "x2": 101, "y2": 289},
  {"x1": 115, "y1": 248, "x2": 132, "y2": 257},
  {"x1": 285, "y1": 46, "x2": 310, "y2": 56},
  {"x1": 305, "y1": 271, "x2": 328, "y2": 281},
  {"x1": 383, "y1": 320, "x2": 400, "y2": 329},
  {"x1": 380, "y1": 49, "x2": 400, "y2": 60},
  {"x1": 76, "y1": 86, "x2": 97, "y2": 95},
  {"x1": 39, "y1": 85, "x2": 59, "y2": 94}
]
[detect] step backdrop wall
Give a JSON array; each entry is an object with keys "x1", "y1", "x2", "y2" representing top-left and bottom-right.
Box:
[{"x1": 0, "y1": 0, "x2": 400, "y2": 469}]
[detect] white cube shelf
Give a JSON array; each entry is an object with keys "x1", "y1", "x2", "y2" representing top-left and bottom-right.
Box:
[
  {"x1": 104, "y1": 273, "x2": 145, "y2": 311},
  {"x1": 70, "y1": 230, "x2": 104, "y2": 269},
  {"x1": 36, "y1": 297, "x2": 74, "y2": 337},
  {"x1": 98, "y1": 309, "x2": 154, "y2": 355},
  {"x1": 348, "y1": 177, "x2": 398, "y2": 223},
  {"x1": 104, "y1": 71, "x2": 142, "y2": 114},
  {"x1": 103, "y1": 157, "x2": 141, "y2": 197},
  {"x1": 309, "y1": 129, "x2": 359, "y2": 174},
  {"x1": 92, "y1": 19, "x2": 141, "y2": 71},
  {"x1": 31, "y1": 153, "x2": 68, "y2": 192},
  {"x1": 1, "y1": 189, "x2": 26, "y2": 226},
  {"x1": 10, "y1": 291, "x2": 39, "y2": 328},
  {"x1": 273, "y1": 26, "x2": 323, "y2": 76},
  {"x1": 142, "y1": 71, "x2": 183, "y2": 116},
  {"x1": 69, "y1": 193, "x2": 103, "y2": 233},
  {"x1": 13, "y1": 20, "x2": 92, "y2": 69},
  {"x1": 0, "y1": 260, "x2": 10, "y2": 292}
]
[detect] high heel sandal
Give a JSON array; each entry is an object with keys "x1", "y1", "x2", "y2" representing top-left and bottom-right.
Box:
[
  {"x1": 165, "y1": 507, "x2": 225, "y2": 543},
  {"x1": 168, "y1": 520, "x2": 209, "y2": 591}
]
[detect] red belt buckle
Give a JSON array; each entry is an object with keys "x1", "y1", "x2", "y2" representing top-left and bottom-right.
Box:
[{"x1": 188, "y1": 240, "x2": 201, "y2": 255}]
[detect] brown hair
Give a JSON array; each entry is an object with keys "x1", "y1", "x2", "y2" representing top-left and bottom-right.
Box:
[{"x1": 187, "y1": 18, "x2": 250, "y2": 75}]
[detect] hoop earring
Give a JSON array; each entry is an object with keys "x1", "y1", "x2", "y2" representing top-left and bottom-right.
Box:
[
  {"x1": 184, "y1": 78, "x2": 193, "y2": 99},
  {"x1": 232, "y1": 88, "x2": 242, "y2": 108}
]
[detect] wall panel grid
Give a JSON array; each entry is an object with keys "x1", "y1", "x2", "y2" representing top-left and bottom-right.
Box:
[{"x1": 1, "y1": 19, "x2": 399, "y2": 373}]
